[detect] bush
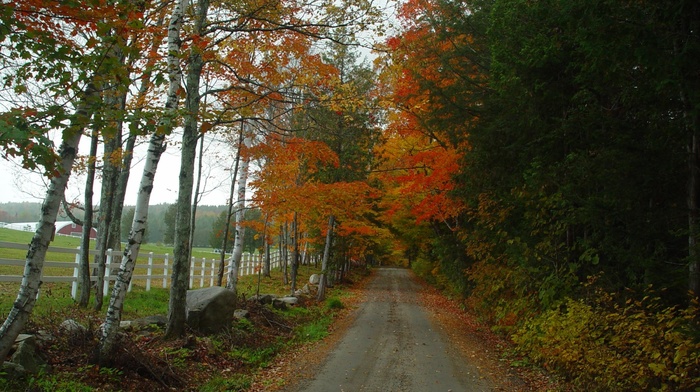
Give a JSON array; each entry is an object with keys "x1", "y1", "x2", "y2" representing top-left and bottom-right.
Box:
[
  {"x1": 200, "y1": 374, "x2": 251, "y2": 392},
  {"x1": 513, "y1": 290, "x2": 700, "y2": 391},
  {"x1": 325, "y1": 297, "x2": 344, "y2": 310}
]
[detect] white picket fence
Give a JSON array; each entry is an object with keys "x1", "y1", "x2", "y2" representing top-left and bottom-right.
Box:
[{"x1": 0, "y1": 241, "x2": 282, "y2": 299}]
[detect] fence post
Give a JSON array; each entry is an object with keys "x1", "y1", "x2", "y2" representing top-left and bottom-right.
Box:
[
  {"x1": 146, "y1": 252, "x2": 154, "y2": 291},
  {"x1": 209, "y1": 259, "x2": 215, "y2": 287},
  {"x1": 104, "y1": 249, "x2": 112, "y2": 295},
  {"x1": 189, "y1": 257, "x2": 195, "y2": 289},
  {"x1": 200, "y1": 258, "x2": 205, "y2": 287},
  {"x1": 71, "y1": 246, "x2": 80, "y2": 299},
  {"x1": 163, "y1": 254, "x2": 169, "y2": 288}
]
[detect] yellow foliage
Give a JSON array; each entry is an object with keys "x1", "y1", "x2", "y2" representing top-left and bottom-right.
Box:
[{"x1": 513, "y1": 292, "x2": 700, "y2": 391}]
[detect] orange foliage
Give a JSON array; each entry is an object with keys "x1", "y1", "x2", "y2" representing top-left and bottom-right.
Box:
[{"x1": 251, "y1": 132, "x2": 379, "y2": 260}]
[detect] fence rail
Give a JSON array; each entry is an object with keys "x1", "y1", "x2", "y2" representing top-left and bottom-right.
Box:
[{"x1": 0, "y1": 241, "x2": 283, "y2": 299}]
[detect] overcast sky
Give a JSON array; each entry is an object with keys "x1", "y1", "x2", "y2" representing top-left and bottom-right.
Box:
[{"x1": 0, "y1": 131, "x2": 237, "y2": 207}]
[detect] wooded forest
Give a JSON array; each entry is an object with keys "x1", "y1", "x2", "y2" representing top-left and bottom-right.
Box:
[{"x1": 1, "y1": 0, "x2": 699, "y2": 389}]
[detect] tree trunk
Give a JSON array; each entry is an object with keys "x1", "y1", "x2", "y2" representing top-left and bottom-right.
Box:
[
  {"x1": 263, "y1": 218, "x2": 271, "y2": 278},
  {"x1": 217, "y1": 126, "x2": 244, "y2": 286},
  {"x1": 93, "y1": 112, "x2": 123, "y2": 311},
  {"x1": 679, "y1": 2, "x2": 700, "y2": 296},
  {"x1": 99, "y1": 132, "x2": 167, "y2": 363},
  {"x1": 280, "y1": 223, "x2": 288, "y2": 284},
  {"x1": 167, "y1": 0, "x2": 210, "y2": 338},
  {"x1": 78, "y1": 127, "x2": 99, "y2": 307},
  {"x1": 0, "y1": 85, "x2": 96, "y2": 361},
  {"x1": 189, "y1": 134, "x2": 205, "y2": 255},
  {"x1": 109, "y1": 130, "x2": 136, "y2": 248},
  {"x1": 689, "y1": 132, "x2": 700, "y2": 296},
  {"x1": 226, "y1": 134, "x2": 252, "y2": 295},
  {"x1": 317, "y1": 215, "x2": 335, "y2": 302},
  {"x1": 98, "y1": 0, "x2": 186, "y2": 361},
  {"x1": 109, "y1": 13, "x2": 164, "y2": 250},
  {"x1": 166, "y1": 0, "x2": 210, "y2": 340},
  {"x1": 290, "y1": 212, "x2": 299, "y2": 295}
]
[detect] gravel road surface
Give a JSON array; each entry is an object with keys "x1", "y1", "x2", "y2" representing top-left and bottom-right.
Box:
[{"x1": 298, "y1": 267, "x2": 493, "y2": 392}]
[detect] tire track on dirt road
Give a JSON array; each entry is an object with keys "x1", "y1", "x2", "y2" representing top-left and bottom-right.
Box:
[{"x1": 297, "y1": 267, "x2": 492, "y2": 392}]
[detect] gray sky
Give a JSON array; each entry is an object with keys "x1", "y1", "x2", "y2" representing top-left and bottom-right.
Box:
[{"x1": 0, "y1": 132, "x2": 235, "y2": 206}]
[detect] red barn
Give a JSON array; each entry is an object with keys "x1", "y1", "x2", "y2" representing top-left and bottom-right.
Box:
[
  {"x1": 55, "y1": 221, "x2": 97, "y2": 239},
  {"x1": 5, "y1": 221, "x2": 98, "y2": 239}
]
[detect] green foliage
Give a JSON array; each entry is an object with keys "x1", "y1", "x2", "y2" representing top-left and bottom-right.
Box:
[
  {"x1": 229, "y1": 345, "x2": 279, "y2": 368},
  {"x1": 465, "y1": 258, "x2": 536, "y2": 333},
  {"x1": 200, "y1": 374, "x2": 252, "y2": 392},
  {"x1": 513, "y1": 291, "x2": 700, "y2": 391},
  {"x1": 325, "y1": 297, "x2": 344, "y2": 310},
  {"x1": 121, "y1": 207, "x2": 149, "y2": 243},
  {"x1": 97, "y1": 367, "x2": 123, "y2": 383},
  {"x1": 0, "y1": 109, "x2": 58, "y2": 176},
  {"x1": 163, "y1": 347, "x2": 192, "y2": 369},
  {"x1": 234, "y1": 317, "x2": 255, "y2": 333},
  {"x1": 410, "y1": 258, "x2": 435, "y2": 284},
  {"x1": 296, "y1": 314, "x2": 332, "y2": 341},
  {"x1": 210, "y1": 210, "x2": 236, "y2": 252},
  {"x1": 208, "y1": 208, "x2": 264, "y2": 253},
  {"x1": 27, "y1": 371, "x2": 92, "y2": 392},
  {"x1": 162, "y1": 204, "x2": 177, "y2": 245}
]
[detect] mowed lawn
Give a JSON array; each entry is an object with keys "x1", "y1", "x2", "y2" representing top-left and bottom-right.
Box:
[
  {"x1": 0, "y1": 227, "x2": 321, "y2": 319},
  {"x1": 0, "y1": 227, "x2": 297, "y2": 318}
]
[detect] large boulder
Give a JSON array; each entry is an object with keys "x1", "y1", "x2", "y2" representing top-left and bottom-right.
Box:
[
  {"x1": 10, "y1": 335, "x2": 48, "y2": 374},
  {"x1": 59, "y1": 319, "x2": 87, "y2": 336},
  {"x1": 186, "y1": 286, "x2": 237, "y2": 334}
]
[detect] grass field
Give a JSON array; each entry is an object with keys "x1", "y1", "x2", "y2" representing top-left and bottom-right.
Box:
[{"x1": 0, "y1": 227, "x2": 311, "y2": 320}]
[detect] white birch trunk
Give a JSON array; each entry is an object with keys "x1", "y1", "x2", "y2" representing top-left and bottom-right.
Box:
[
  {"x1": 226, "y1": 134, "x2": 253, "y2": 294},
  {"x1": 98, "y1": 0, "x2": 186, "y2": 362},
  {"x1": 0, "y1": 84, "x2": 95, "y2": 360}
]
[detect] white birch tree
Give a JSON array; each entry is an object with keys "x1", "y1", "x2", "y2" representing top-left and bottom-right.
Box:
[
  {"x1": 98, "y1": 0, "x2": 187, "y2": 362},
  {"x1": 226, "y1": 133, "x2": 254, "y2": 295},
  {"x1": 0, "y1": 84, "x2": 97, "y2": 360}
]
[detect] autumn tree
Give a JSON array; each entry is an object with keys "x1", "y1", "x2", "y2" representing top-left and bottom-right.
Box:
[
  {"x1": 0, "y1": 0, "x2": 145, "y2": 360},
  {"x1": 380, "y1": 0, "x2": 700, "y2": 339}
]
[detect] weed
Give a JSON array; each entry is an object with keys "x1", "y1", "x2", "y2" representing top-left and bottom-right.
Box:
[
  {"x1": 296, "y1": 314, "x2": 332, "y2": 342},
  {"x1": 27, "y1": 371, "x2": 92, "y2": 392},
  {"x1": 326, "y1": 297, "x2": 343, "y2": 310},
  {"x1": 98, "y1": 366, "x2": 123, "y2": 383},
  {"x1": 234, "y1": 317, "x2": 254, "y2": 333},
  {"x1": 229, "y1": 345, "x2": 279, "y2": 367},
  {"x1": 163, "y1": 347, "x2": 191, "y2": 369},
  {"x1": 200, "y1": 373, "x2": 252, "y2": 392}
]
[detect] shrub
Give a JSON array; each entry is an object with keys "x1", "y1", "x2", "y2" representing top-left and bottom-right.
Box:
[
  {"x1": 513, "y1": 290, "x2": 700, "y2": 391},
  {"x1": 325, "y1": 297, "x2": 344, "y2": 310},
  {"x1": 200, "y1": 374, "x2": 251, "y2": 392}
]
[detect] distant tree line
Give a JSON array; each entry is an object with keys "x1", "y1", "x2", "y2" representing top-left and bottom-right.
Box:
[{"x1": 0, "y1": 202, "x2": 262, "y2": 251}]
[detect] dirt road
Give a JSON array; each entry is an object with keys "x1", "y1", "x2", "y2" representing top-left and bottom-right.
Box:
[{"x1": 296, "y1": 267, "x2": 493, "y2": 392}]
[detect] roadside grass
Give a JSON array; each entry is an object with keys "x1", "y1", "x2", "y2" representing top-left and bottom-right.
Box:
[
  {"x1": 1, "y1": 267, "x2": 363, "y2": 392},
  {"x1": 0, "y1": 228, "x2": 368, "y2": 391},
  {"x1": 0, "y1": 227, "x2": 263, "y2": 316}
]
